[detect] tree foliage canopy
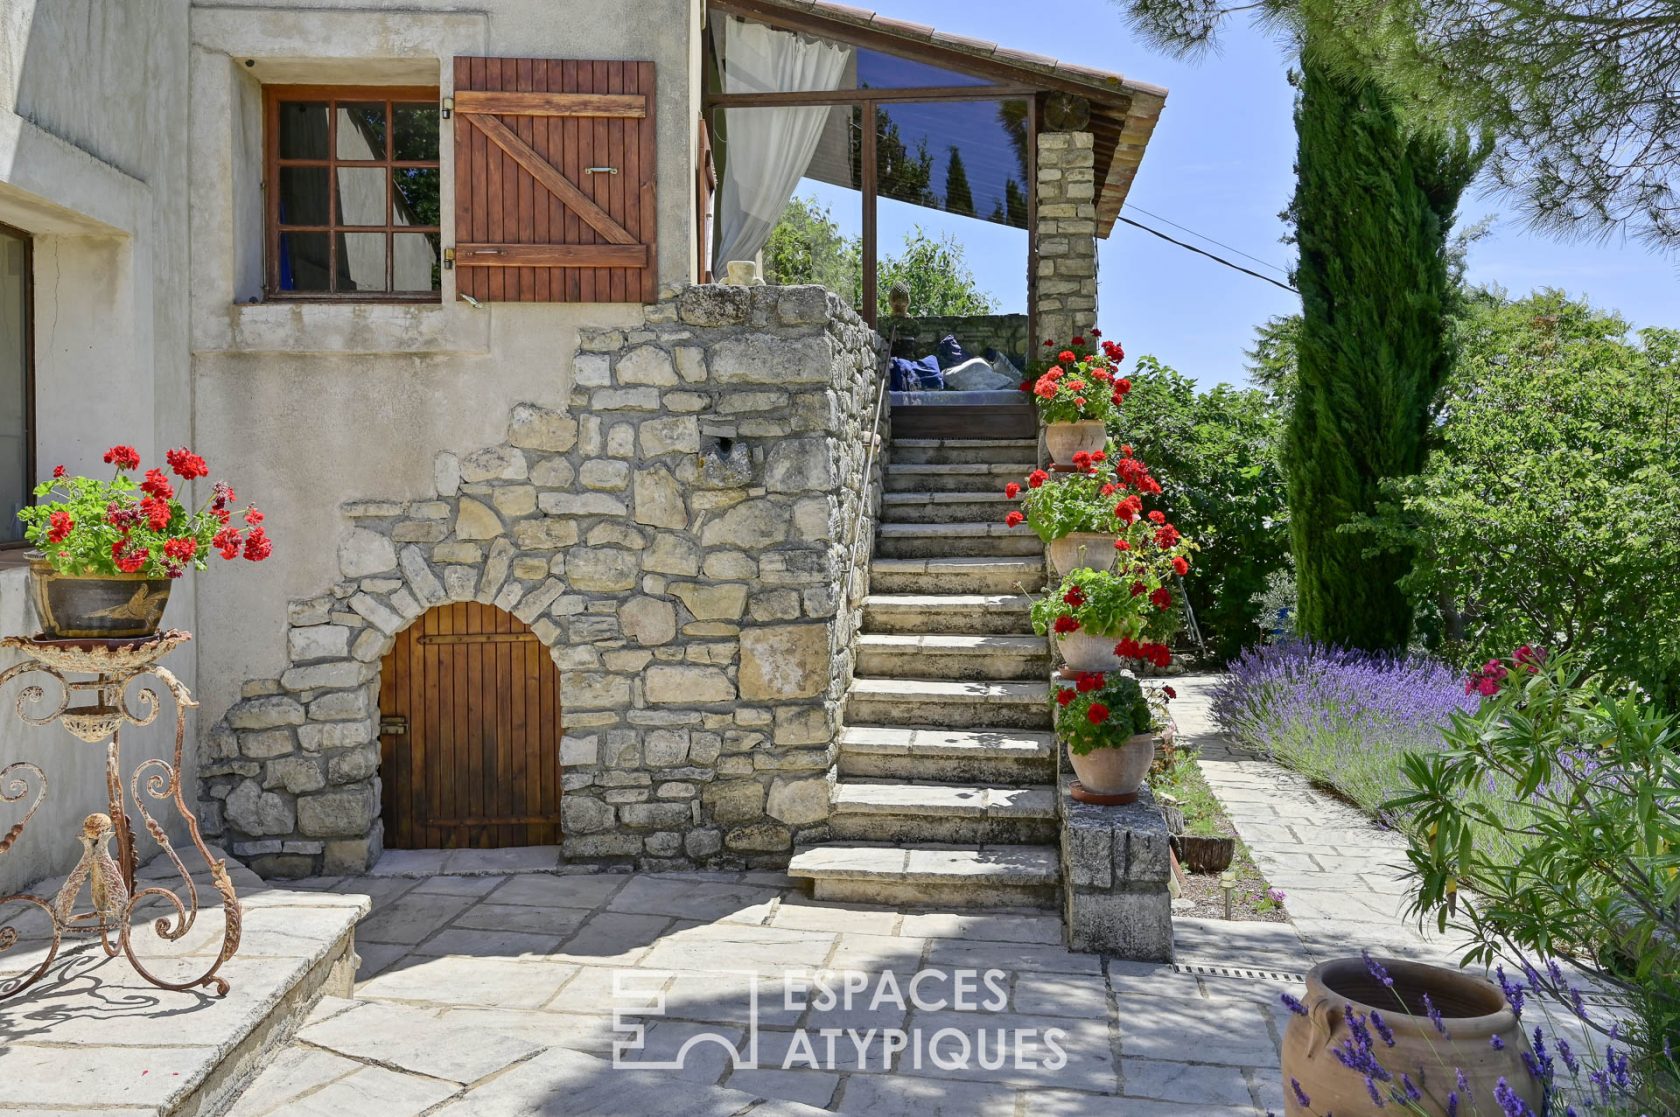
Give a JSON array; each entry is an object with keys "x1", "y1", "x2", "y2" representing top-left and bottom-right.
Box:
[{"x1": 1118, "y1": 0, "x2": 1680, "y2": 252}]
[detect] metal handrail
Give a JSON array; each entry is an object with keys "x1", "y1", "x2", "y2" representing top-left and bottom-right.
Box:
[{"x1": 840, "y1": 329, "x2": 896, "y2": 611}]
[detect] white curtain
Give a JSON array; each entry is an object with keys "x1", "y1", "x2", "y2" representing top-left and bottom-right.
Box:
[{"x1": 715, "y1": 18, "x2": 852, "y2": 270}]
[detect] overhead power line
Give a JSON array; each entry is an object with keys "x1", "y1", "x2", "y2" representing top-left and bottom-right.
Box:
[
  {"x1": 1123, "y1": 203, "x2": 1293, "y2": 278},
  {"x1": 1115, "y1": 214, "x2": 1299, "y2": 294}
]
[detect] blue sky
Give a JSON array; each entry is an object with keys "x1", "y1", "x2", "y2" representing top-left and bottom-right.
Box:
[{"x1": 795, "y1": 0, "x2": 1678, "y2": 387}]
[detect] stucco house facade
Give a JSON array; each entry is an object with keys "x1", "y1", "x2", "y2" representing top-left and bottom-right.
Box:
[{"x1": 0, "y1": 0, "x2": 1166, "y2": 904}]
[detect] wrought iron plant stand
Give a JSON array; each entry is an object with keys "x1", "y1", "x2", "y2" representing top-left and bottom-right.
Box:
[{"x1": 0, "y1": 630, "x2": 240, "y2": 1000}]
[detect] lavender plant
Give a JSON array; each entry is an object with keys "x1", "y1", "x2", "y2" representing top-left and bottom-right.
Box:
[
  {"x1": 1212, "y1": 640, "x2": 1482, "y2": 826},
  {"x1": 1280, "y1": 952, "x2": 1678, "y2": 1116}
]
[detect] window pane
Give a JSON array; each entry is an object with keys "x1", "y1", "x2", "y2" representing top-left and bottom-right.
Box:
[
  {"x1": 393, "y1": 167, "x2": 440, "y2": 227},
  {"x1": 393, "y1": 233, "x2": 441, "y2": 292},
  {"x1": 0, "y1": 231, "x2": 27, "y2": 545},
  {"x1": 393, "y1": 104, "x2": 439, "y2": 161},
  {"x1": 278, "y1": 167, "x2": 331, "y2": 226},
  {"x1": 278, "y1": 232, "x2": 331, "y2": 292},
  {"x1": 278, "y1": 101, "x2": 329, "y2": 159},
  {"x1": 873, "y1": 100, "x2": 1032, "y2": 229},
  {"x1": 335, "y1": 167, "x2": 387, "y2": 226},
  {"x1": 336, "y1": 102, "x2": 387, "y2": 160},
  {"x1": 337, "y1": 232, "x2": 387, "y2": 292}
]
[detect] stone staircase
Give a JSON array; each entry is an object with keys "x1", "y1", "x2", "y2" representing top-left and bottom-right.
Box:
[{"x1": 788, "y1": 435, "x2": 1062, "y2": 910}]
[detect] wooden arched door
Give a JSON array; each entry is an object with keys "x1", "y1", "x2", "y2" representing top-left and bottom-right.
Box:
[{"x1": 377, "y1": 602, "x2": 563, "y2": 849}]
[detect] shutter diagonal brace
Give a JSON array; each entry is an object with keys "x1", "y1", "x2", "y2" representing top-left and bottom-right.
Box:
[{"x1": 464, "y1": 112, "x2": 639, "y2": 246}]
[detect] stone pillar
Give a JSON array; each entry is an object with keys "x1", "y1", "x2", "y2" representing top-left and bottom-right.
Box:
[
  {"x1": 1035, "y1": 130, "x2": 1099, "y2": 347},
  {"x1": 1062, "y1": 781, "x2": 1174, "y2": 961}
]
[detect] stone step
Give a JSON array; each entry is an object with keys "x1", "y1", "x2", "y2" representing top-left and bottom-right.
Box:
[
  {"x1": 857, "y1": 633, "x2": 1049, "y2": 681},
  {"x1": 846, "y1": 676, "x2": 1051, "y2": 730},
  {"x1": 839, "y1": 725, "x2": 1057, "y2": 782},
  {"x1": 829, "y1": 780, "x2": 1059, "y2": 844},
  {"x1": 874, "y1": 522, "x2": 1043, "y2": 559},
  {"x1": 869, "y1": 555, "x2": 1047, "y2": 595},
  {"x1": 890, "y1": 438, "x2": 1040, "y2": 466},
  {"x1": 880, "y1": 491, "x2": 1018, "y2": 525},
  {"x1": 883, "y1": 463, "x2": 1036, "y2": 493},
  {"x1": 862, "y1": 593, "x2": 1034, "y2": 635},
  {"x1": 788, "y1": 842, "x2": 1061, "y2": 909}
]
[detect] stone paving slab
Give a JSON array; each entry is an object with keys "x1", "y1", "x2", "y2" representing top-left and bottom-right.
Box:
[{"x1": 215, "y1": 866, "x2": 1296, "y2": 1115}]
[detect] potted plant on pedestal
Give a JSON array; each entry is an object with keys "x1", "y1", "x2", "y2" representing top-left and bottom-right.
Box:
[
  {"x1": 1027, "y1": 334, "x2": 1130, "y2": 465},
  {"x1": 1004, "y1": 455, "x2": 1123, "y2": 576},
  {"x1": 1054, "y1": 671, "x2": 1163, "y2": 803},
  {"x1": 17, "y1": 445, "x2": 271, "y2": 639}
]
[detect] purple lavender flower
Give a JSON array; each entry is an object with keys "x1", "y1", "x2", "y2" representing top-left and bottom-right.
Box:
[
  {"x1": 1493, "y1": 1076, "x2": 1536, "y2": 1117},
  {"x1": 1447, "y1": 1090, "x2": 1460, "y2": 1117},
  {"x1": 1422, "y1": 992, "x2": 1448, "y2": 1036},
  {"x1": 1457, "y1": 1067, "x2": 1472, "y2": 1101},
  {"x1": 1365, "y1": 1075, "x2": 1386, "y2": 1107},
  {"x1": 1400, "y1": 1073, "x2": 1422, "y2": 1101},
  {"x1": 1364, "y1": 950, "x2": 1394, "y2": 989},
  {"x1": 1290, "y1": 1078, "x2": 1311, "y2": 1108},
  {"x1": 1370, "y1": 1009, "x2": 1396, "y2": 1047},
  {"x1": 1280, "y1": 991, "x2": 1307, "y2": 1016},
  {"x1": 1557, "y1": 1037, "x2": 1578, "y2": 1075},
  {"x1": 1491, "y1": 1034, "x2": 1505, "y2": 1051},
  {"x1": 1495, "y1": 965, "x2": 1526, "y2": 1018}
]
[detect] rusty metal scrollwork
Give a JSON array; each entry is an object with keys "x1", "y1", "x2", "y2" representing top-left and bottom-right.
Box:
[{"x1": 0, "y1": 632, "x2": 240, "y2": 1000}]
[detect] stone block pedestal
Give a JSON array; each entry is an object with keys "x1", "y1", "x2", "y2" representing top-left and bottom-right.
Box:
[{"x1": 1061, "y1": 777, "x2": 1174, "y2": 960}]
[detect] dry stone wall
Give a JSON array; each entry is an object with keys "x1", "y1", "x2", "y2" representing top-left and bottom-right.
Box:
[{"x1": 201, "y1": 285, "x2": 885, "y2": 878}]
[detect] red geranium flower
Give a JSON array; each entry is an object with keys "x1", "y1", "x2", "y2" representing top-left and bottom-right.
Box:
[
  {"x1": 103, "y1": 445, "x2": 140, "y2": 471},
  {"x1": 1027, "y1": 470, "x2": 1049, "y2": 489},
  {"x1": 1090, "y1": 328, "x2": 1102, "y2": 338},
  {"x1": 51, "y1": 465, "x2": 65, "y2": 478},
  {"x1": 1071, "y1": 337, "x2": 1086, "y2": 346},
  {"x1": 1151, "y1": 587, "x2": 1174, "y2": 610},
  {"x1": 1005, "y1": 510, "x2": 1025, "y2": 528},
  {"x1": 163, "y1": 537, "x2": 198, "y2": 563},
  {"x1": 1071, "y1": 451, "x2": 1091, "y2": 469},
  {"x1": 140, "y1": 468, "x2": 175, "y2": 501},
  {"x1": 1076, "y1": 672, "x2": 1105, "y2": 693},
  {"x1": 1052, "y1": 615, "x2": 1081, "y2": 635},
  {"x1": 165, "y1": 447, "x2": 210, "y2": 480},
  {"x1": 1056, "y1": 687, "x2": 1076, "y2": 707},
  {"x1": 1063, "y1": 586, "x2": 1086, "y2": 607},
  {"x1": 111, "y1": 540, "x2": 148, "y2": 573},
  {"x1": 46, "y1": 510, "x2": 74, "y2": 543},
  {"x1": 1059, "y1": 350, "x2": 1077, "y2": 364},
  {"x1": 243, "y1": 526, "x2": 272, "y2": 562},
  {"x1": 140, "y1": 496, "x2": 172, "y2": 532},
  {"x1": 1114, "y1": 539, "x2": 1131, "y2": 551},
  {"x1": 1148, "y1": 510, "x2": 1166, "y2": 525},
  {"x1": 244, "y1": 507, "x2": 265, "y2": 526},
  {"x1": 1172, "y1": 556, "x2": 1190, "y2": 576},
  {"x1": 1162, "y1": 685, "x2": 1177, "y2": 700},
  {"x1": 213, "y1": 526, "x2": 241, "y2": 559},
  {"x1": 1086, "y1": 702, "x2": 1110, "y2": 725},
  {"x1": 1130, "y1": 581, "x2": 1147, "y2": 597},
  {"x1": 1115, "y1": 378, "x2": 1132, "y2": 394},
  {"x1": 1004, "y1": 482, "x2": 1021, "y2": 499}
]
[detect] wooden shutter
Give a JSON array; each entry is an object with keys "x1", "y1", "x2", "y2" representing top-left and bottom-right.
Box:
[{"x1": 453, "y1": 58, "x2": 656, "y2": 303}]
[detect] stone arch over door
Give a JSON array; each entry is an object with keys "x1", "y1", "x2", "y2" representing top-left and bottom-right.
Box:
[{"x1": 378, "y1": 601, "x2": 563, "y2": 850}]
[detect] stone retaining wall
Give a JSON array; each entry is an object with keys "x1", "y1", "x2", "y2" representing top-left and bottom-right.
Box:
[{"x1": 201, "y1": 285, "x2": 885, "y2": 878}]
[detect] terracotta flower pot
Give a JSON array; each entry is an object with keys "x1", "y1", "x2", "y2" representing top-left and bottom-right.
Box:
[
  {"x1": 1044, "y1": 420, "x2": 1107, "y2": 465},
  {"x1": 1056, "y1": 629, "x2": 1123, "y2": 672},
  {"x1": 1067, "y1": 731, "x2": 1154, "y2": 799},
  {"x1": 1048, "y1": 532, "x2": 1116, "y2": 575},
  {"x1": 1283, "y1": 956, "x2": 1542, "y2": 1117},
  {"x1": 30, "y1": 561, "x2": 172, "y2": 640}
]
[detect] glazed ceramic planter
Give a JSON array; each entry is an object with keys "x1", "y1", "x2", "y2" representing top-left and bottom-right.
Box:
[
  {"x1": 1283, "y1": 956, "x2": 1542, "y2": 1117},
  {"x1": 1047, "y1": 532, "x2": 1116, "y2": 576},
  {"x1": 1044, "y1": 420, "x2": 1106, "y2": 465},
  {"x1": 30, "y1": 560, "x2": 172, "y2": 640},
  {"x1": 1066, "y1": 731, "x2": 1154, "y2": 799},
  {"x1": 1056, "y1": 629, "x2": 1123, "y2": 672}
]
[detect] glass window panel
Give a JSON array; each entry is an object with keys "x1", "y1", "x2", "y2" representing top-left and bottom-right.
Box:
[
  {"x1": 714, "y1": 19, "x2": 994, "y2": 92},
  {"x1": 278, "y1": 167, "x2": 331, "y2": 226},
  {"x1": 0, "y1": 230, "x2": 27, "y2": 545},
  {"x1": 336, "y1": 102, "x2": 387, "y2": 160},
  {"x1": 335, "y1": 167, "x2": 387, "y2": 226},
  {"x1": 392, "y1": 167, "x2": 440, "y2": 227},
  {"x1": 873, "y1": 100, "x2": 1031, "y2": 229},
  {"x1": 393, "y1": 232, "x2": 442, "y2": 292},
  {"x1": 337, "y1": 232, "x2": 387, "y2": 292},
  {"x1": 393, "y1": 104, "x2": 440, "y2": 161},
  {"x1": 855, "y1": 48, "x2": 993, "y2": 89},
  {"x1": 278, "y1": 101, "x2": 329, "y2": 159},
  {"x1": 278, "y1": 232, "x2": 331, "y2": 292}
]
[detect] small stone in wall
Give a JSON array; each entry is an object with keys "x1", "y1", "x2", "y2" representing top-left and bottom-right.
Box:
[
  {"x1": 454, "y1": 498, "x2": 503, "y2": 542},
  {"x1": 617, "y1": 346, "x2": 678, "y2": 386},
  {"x1": 508, "y1": 404, "x2": 580, "y2": 452},
  {"x1": 738, "y1": 624, "x2": 829, "y2": 701},
  {"x1": 224, "y1": 779, "x2": 296, "y2": 837},
  {"x1": 645, "y1": 665, "x2": 735, "y2": 705},
  {"x1": 434, "y1": 452, "x2": 462, "y2": 497},
  {"x1": 766, "y1": 775, "x2": 830, "y2": 826},
  {"x1": 338, "y1": 528, "x2": 398, "y2": 578},
  {"x1": 620, "y1": 598, "x2": 677, "y2": 646}
]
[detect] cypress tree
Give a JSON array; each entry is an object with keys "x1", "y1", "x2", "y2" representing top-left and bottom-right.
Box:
[
  {"x1": 1286, "y1": 46, "x2": 1481, "y2": 651},
  {"x1": 944, "y1": 146, "x2": 976, "y2": 218}
]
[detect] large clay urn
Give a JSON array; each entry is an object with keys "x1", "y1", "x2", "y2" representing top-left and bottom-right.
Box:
[
  {"x1": 1044, "y1": 420, "x2": 1106, "y2": 465},
  {"x1": 1056, "y1": 630, "x2": 1123, "y2": 673},
  {"x1": 1283, "y1": 956, "x2": 1542, "y2": 1116},
  {"x1": 1066, "y1": 732, "x2": 1154, "y2": 800},
  {"x1": 1048, "y1": 532, "x2": 1116, "y2": 576}
]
